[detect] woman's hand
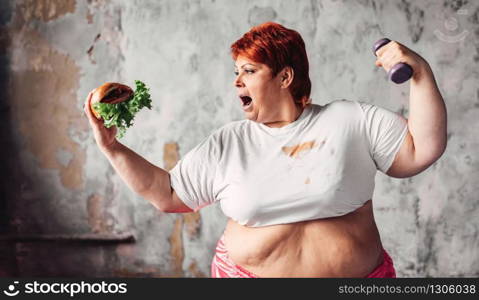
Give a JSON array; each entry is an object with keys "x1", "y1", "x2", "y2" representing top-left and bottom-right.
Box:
[
  {"x1": 374, "y1": 40, "x2": 431, "y2": 81},
  {"x1": 83, "y1": 90, "x2": 119, "y2": 152}
]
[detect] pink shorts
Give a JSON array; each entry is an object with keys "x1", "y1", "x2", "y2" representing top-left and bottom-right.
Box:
[{"x1": 211, "y1": 234, "x2": 396, "y2": 278}]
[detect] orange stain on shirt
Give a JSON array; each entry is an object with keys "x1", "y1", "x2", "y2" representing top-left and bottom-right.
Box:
[{"x1": 282, "y1": 140, "x2": 320, "y2": 158}]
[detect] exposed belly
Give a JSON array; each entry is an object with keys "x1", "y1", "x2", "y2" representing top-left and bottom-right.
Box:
[{"x1": 223, "y1": 200, "x2": 384, "y2": 277}]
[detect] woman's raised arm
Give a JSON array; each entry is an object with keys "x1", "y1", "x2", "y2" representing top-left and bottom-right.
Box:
[{"x1": 375, "y1": 41, "x2": 447, "y2": 177}]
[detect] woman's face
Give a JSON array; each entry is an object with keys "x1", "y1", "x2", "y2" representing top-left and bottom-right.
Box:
[{"x1": 233, "y1": 55, "x2": 284, "y2": 123}]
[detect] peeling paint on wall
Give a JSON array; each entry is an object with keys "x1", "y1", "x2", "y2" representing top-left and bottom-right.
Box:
[
  {"x1": 15, "y1": 0, "x2": 76, "y2": 23},
  {"x1": 163, "y1": 142, "x2": 180, "y2": 172},
  {"x1": 169, "y1": 217, "x2": 184, "y2": 277},
  {"x1": 163, "y1": 141, "x2": 203, "y2": 276},
  {"x1": 9, "y1": 28, "x2": 86, "y2": 190},
  {"x1": 183, "y1": 212, "x2": 201, "y2": 238},
  {"x1": 188, "y1": 260, "x2": 206, "y2": 278},
  {"x1": 86, "y1": 33, "x2": 101, "y2": 64},
  {"x1": 87, "y1": 194, "x2": 107, "y2": 233}
]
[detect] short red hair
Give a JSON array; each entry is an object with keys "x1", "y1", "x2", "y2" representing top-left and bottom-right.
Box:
[{"x1": 231, "y1": 22, "x2": 311, "y2": 107}]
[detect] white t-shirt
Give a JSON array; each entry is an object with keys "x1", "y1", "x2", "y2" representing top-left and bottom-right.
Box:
[{"x1": 169, "y1": 100, "x2": 408, "y2": 227}]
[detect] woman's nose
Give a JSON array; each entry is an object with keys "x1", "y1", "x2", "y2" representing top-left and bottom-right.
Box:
[{"x1": 233, "y1": 75, "x2": 244, "y2": 87}]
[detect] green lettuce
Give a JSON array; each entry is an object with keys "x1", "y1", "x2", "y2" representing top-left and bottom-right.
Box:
[{"x1": 92, "y1": 80, "x2": 152, "y2": 139}]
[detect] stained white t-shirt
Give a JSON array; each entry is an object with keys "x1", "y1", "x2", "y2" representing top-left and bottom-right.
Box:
[{"x1": 169, "y1": 99, "x2": 408, "y2": 227}]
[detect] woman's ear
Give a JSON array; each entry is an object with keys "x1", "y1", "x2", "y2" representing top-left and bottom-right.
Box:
[{"x1": 280, "y1": 66, "x2": 294, "y2": 89}]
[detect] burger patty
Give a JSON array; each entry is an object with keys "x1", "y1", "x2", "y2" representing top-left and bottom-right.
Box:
[{"x1": 103, "y1": 88, "x2": 125, "y2": 101}]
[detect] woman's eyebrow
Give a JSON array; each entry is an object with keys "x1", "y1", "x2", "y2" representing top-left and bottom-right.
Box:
[{"x1": 234, "y1": 63, "x2": 257, "y2": 69}]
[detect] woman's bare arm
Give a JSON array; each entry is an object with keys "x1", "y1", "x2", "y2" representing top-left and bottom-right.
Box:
[
  {"x1": 101, "y1": 141, "x2": 193, "y2": 212},
  {"x1": 374, "y1": 41, "x2": 447, "y2": 178},
  {"x1": 386, "y1": 62, "x2": 447, "y2": 178}
]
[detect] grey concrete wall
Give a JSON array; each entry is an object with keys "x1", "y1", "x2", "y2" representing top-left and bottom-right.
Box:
[{"x1": 0, "y1": 0, "x2": 478, "y2": 277}]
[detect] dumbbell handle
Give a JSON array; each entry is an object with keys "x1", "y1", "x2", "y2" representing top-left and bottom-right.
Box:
[{"x1": 373, "y1": 38, "x2": 413, "y2": 84}]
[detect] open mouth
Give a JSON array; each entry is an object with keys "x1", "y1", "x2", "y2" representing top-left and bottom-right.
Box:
[{"x1": 240, "y1": 96, "x2": 253, "y2": 107}]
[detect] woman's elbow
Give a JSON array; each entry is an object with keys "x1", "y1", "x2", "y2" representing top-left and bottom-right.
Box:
[
  {"x1": 419, "y1": 137, "x2": 447, "y2": 165},
  {"x1": 157, "y1": 191, "x2": 195, "y2": 213},
  {"x1": 417, "y1": 143, "x2": 446, "y2": 171},
  {"x1": 432, "y1": 139, "x2": 447, "y2": 162}
]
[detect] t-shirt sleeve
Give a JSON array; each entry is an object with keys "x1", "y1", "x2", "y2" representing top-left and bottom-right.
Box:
[
  {"x1": 358, "y1": 101, "x2": 409, "y2": 173},
  {"x1": 169, "y1": 131, "x2": 220, "y2": 212}
]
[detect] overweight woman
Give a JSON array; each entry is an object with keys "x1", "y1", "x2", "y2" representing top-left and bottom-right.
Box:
[{"x1": 84, "y1": 22, "x2": 447, "y2": 278}]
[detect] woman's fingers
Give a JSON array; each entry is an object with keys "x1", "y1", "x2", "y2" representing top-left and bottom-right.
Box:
[
  {"x1": 374, "y1": 40, "x2": 427, "y2": 77},
  {"x1": 375, "y1": 51, "x2": 395, "y2": 72},
  {"x1": 83, "y1": 91, "x2": 94, "y2": 118},
  {"x1": 83, "y1": 90, "x2": 119, "y2": 149},
  {"x1": 84, "y1": 91, "x2": 103, "y2": 127}
]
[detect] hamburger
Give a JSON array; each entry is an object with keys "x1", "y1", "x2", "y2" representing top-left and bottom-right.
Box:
[
  {"x1": 90, "y1": 82, "x2": 134, "y2": 119},
  {"x1": 90, "y1": 80, "x2": 152, "y2": 138}
]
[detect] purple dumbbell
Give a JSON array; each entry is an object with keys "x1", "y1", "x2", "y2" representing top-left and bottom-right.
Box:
[{"x1": 373, "y1": 38, "x2": 413, "y2": 84}]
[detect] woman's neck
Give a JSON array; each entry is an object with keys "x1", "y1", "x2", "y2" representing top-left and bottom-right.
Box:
[{"x1": 263, "y1": 97, "x2": 304, "y2": 128}]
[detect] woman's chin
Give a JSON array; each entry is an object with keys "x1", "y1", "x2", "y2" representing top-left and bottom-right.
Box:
[{"x1": 243, "y1": 111, "x2": 258, "y2": 122}]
